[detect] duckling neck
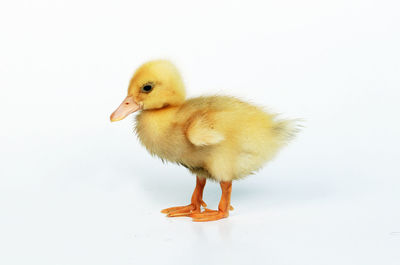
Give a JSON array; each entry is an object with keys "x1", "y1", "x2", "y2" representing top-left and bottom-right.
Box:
[{"x1": 135, "y1": 106, "x2": 182, "y2": 158}]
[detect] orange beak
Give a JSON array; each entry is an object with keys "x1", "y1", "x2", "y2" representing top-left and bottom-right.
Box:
[{"x1": 110, "y1": 96, "x2": 141, "y2": 122}]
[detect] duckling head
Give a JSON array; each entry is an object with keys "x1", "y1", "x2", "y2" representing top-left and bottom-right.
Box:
[{"x1": 110, "y1": 60, "x2": 186, "y2": 122}]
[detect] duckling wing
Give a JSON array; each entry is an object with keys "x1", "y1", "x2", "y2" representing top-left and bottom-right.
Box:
[{"x1": 186, "y1": 113, "x2": 224, "y2": 146}]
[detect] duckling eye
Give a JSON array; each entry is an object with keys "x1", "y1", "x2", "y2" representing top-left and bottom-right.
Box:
[{"x1": 141, "y1": 84, "x2": 153, "y2": 93}]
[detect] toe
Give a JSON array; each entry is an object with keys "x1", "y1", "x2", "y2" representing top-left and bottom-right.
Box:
[
  {"x1": 161, "y1": 206, "x2": 180, "y2": 214},
  {"x1": 161, "y1": 205, "x2": 191, "y2": 214},
  {"x1": 168, "y1": 211, "x2": 192, "y2": 217},
  {"x1": 192, "y1": 212, "x2": 227, "y2": 222},
  {"x1": 167, "y1": 205, "x2": 195, "y2": 217},
  {"x1": 191, "y1": 209, "x2": 229, "y2": 222}
]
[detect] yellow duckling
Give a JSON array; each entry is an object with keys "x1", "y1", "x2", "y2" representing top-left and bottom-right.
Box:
[{"x1": 110, "y1": 60, "x2": 299, "y2": 222}]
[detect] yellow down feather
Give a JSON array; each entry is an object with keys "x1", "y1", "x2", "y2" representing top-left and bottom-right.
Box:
[{"x1": 130, "y1": 60, "x2": 300, "y2": 181}]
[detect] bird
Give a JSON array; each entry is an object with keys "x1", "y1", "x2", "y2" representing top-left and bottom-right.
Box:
[{"x1": 110, "y1": 60, "x2": 300, "y2": 222}]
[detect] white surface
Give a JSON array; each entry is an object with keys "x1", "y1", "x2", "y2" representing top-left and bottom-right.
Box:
[{"x1": 1, "y1": 0, "x2": 400, "y2": 264}]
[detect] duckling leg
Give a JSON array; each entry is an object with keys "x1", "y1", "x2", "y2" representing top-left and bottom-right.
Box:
[
  {"x1": 191, "y1": 181, "x2": 232, "y2": 222},
  {"x1": 161, "y1": 176, "x2": 207, "y2": 217}
]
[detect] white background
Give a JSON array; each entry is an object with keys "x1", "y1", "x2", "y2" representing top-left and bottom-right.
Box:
[{"x1": 1, "y1": 0, "x2": 399, "y2": 264}]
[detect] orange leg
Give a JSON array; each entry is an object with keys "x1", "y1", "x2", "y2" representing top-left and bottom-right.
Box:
[
  {"x1": 161, "y1": 176, "x2": 207, "y2": 217},
  {"x1": 191, "y1": 181, "x2": 232, "y2": 222}
]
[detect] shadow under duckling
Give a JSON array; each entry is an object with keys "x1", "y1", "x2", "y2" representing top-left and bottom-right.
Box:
[{"x1": 110, "y1": 60, "x2": 300, "y2": 222}]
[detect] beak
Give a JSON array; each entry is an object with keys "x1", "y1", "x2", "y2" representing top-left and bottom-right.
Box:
[{"x1": 110, "y1": 96, "x2": 140, "y2": 122}]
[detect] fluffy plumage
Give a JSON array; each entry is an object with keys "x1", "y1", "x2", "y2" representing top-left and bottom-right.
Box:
[
  {"x1": 110, "y1": 59, "x2": 300, "y2": 221},
  {"x1": 135, "y1": 95, "x2": 298, "y2": 181}
]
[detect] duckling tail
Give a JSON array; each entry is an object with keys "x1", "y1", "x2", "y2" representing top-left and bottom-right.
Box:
[{"x1": 273, "y1": 118, "x2": 303, "y2": 145}]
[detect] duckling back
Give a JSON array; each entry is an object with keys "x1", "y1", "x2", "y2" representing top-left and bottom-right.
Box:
[{"x1": 176, "y1": 96, "x2": 300, "y2": 181}]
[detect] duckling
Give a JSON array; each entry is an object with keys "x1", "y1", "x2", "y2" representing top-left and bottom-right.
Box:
[{"x1": 110, "y1": 60, "x2": 299, "y2": 222}]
